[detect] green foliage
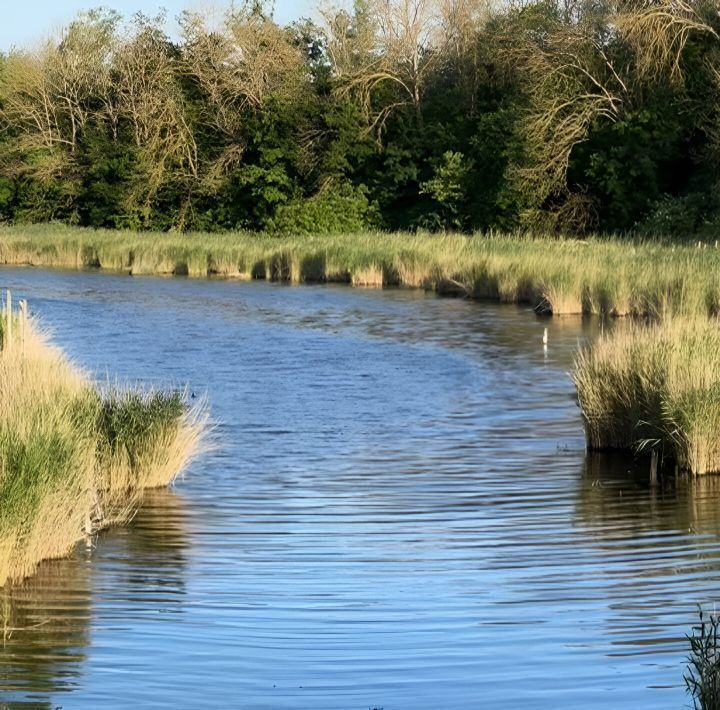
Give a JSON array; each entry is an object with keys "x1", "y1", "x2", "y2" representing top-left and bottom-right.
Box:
[
  {"x1": 686, "y1": 608, "x2": 720, "y2": 710},
  {"x1": 267, "y1": 183, "x2": 379, "y2": 234},
  {"x1": 637, "y1": 194, "x2": 715, "y2": 238},
  {"x1": 0, "y1": 178, "x2": 13, "y2": 214},
  {"x1": 572, "y1": 110, "x2": 690, "y2": 231},
  {"x1": 421, "y1": 152, "x2": 474, "y2": 229},
  {"x1": 2, "y1": 0, "x2": 720, "y2": 235}
]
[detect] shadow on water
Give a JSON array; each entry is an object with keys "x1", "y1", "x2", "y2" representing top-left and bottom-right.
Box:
[
  {"x1": 578, "y1": 452, "x2": 720, "y2": 539},
  {"x1": 0, "y1": 489, "x2": 189, "y2": 709},
  {"x1": 575, "y1": 452, "x2": 720, "y2": 662}
]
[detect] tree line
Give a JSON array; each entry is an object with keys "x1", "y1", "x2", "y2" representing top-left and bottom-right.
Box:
[{"x1": 1, "y1": 0, "x2": 719, "y2": 235}]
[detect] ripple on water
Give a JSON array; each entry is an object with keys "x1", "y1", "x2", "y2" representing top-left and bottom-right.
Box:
[{"x1": 0, "y1": 269, "x2": 711, "y2": 709}]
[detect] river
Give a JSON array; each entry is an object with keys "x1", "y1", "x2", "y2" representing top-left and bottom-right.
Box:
[{"x1": 0, "y1": 267, "x2": 714, "y2": 709}]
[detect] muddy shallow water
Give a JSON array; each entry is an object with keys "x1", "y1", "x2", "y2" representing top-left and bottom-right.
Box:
[{"x1": 0, "y1": 267, "x2": 713, "y2": 709}]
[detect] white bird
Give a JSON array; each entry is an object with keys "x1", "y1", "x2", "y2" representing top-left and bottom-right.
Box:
[{"x1": 542, "y1": 328, "x2": 548, "y2": 347}]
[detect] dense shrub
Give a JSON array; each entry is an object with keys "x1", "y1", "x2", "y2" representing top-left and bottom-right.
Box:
[{"x1": 266, "y1": 184, "x2": 379, "y2": 235}]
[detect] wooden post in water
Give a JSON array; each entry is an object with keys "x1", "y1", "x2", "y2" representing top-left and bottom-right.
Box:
[
  {"x1": 5, "y1": 290, "x2": 11, "y2": 352},
  {"x1": 650, "y1": 450, "x2": 659, "y2": 486}
]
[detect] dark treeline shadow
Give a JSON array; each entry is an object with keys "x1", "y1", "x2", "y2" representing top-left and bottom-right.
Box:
[{"x1": 0, "y1": 489, "x2": 190, "y2": 709}]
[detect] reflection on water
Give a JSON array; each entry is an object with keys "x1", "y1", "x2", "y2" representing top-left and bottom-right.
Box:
[
  {"x1": 580, "y1": 453, "x2": 720, "y2": 540},
  {"x1": 0, "y1": 551, "x2": 90, "y2": 705},
  {"x1": 99, "y1": 489, "x2": 189, "y2": 602},
  {"x1": 0, "y1": 490, "x2": 188, "y2": 708},
  {"x1": 577, "y1": 455, "x2": 720, "y2": 660},
  {"x1": 0, "y1": 268, "x2": 716, "y2": 708}
]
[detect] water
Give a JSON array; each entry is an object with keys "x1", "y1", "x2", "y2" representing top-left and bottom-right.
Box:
[{"x1": 0, "y1": 267, "x2": 713, "y2": 708}]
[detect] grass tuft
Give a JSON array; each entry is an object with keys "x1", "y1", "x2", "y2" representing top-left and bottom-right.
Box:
[
  {"x1": 0, "y1": 317, "x2": 205, "y2": 586},
  {"x1": 686, "y1": 608, "x2": 720, "y2": 710},
  {"x1": 573, "y1": 318, "x2": 720, "y2": 474}
]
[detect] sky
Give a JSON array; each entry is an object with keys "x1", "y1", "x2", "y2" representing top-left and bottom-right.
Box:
[{"x1": 0, "y1": 0, "x2": 318, "y2": 50}]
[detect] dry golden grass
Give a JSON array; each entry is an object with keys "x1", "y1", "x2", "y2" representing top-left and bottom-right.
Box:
[
  {"x1": 0, "y1": 315, "x2": 205, "y2": 587},
  {"x1": 573, "y1": 318, "x2": 720, "y2": 474},
  {"x1": 5, "y1": 225, "x2": 720, "y2": 319},
  {"x1": 351, "y1": 265, "x2": 385, "y2": 287}
]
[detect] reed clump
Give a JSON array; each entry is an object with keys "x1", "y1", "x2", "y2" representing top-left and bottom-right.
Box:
[
  {"x1": 685, "y1": 608, "x2": 720, "y2": 710},
  {"x1": 4, "y1": 224, "x2": 720, "y2": 318},
  {"x1": 573, "y1": 318, "x2": 720, "y2": 475},
  {"x1": 9, "y1": 224, "x2": 720, "y2": 476},
  {"x1": 0, "y1": 303, "x2": 205, "y2": 586},
  {"x1": 96, "y1": 389, "x2": 205, "y2": 496}
]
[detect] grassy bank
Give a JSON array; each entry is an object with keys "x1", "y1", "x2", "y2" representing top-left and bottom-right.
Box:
[
  {"x1": 0, "y1": 302, "x2": 204, "y2": 586},
  {"x1": 573, "y1": 319, "x2": 720, "y2": 475},
  {"x1": 7, "y1": 223, "x2": 720, "y2": 474},
  {"x1": 2, "y1": 224, "x2": 720, "y2": 318}
]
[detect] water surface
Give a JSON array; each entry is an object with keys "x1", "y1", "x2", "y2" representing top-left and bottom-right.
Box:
[{"x1": 0, "y1": 268, "x2": 713, "y2": 709}]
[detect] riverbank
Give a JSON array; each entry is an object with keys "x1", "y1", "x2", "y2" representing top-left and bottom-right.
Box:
[
  {"x1": 6, "y1": 223, "x2": 720, "y2": 474},
  {"x1": 1, "y1": 224, "x2": 718, "y2": 318},
  {"x1": 574, "y1": 318, "x2": 720, "y2": 476},
  {"x1": 0, "y1": 296, "x2": 205, "y2": 586}
]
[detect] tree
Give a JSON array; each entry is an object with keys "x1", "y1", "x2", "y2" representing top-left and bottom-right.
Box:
[
  {"x1": 324, "y1": 0, "x2": 449, "y2": 132},
  {"x1": 112, "y1": 13, "x2": 198, "y2": 227}
]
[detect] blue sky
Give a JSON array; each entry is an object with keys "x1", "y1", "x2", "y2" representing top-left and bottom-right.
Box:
[{"x1": 0, "y1": 1, "x2": 318, "y2": 50}]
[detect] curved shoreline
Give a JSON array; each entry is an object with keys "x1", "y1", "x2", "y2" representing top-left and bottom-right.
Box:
[
  {"x1": 4, "y1": 225, "x2": 720, "y2": 476},
  {"x1": 1, "y1": 224, "x2": 718, "y2": 318},
  {"x1": 0, "y1": 300, "x2": 205, "y2": 586}
]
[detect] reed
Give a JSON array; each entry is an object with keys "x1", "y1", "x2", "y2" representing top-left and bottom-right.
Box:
[
  {"x1": 0, "y1": 306, "x2": 205, "y2": 586},
  {"x1": 9, "y1": 223, "x2": 720, "y2": 475},
  {"x1": 686, "y1": 608, "x2": 720, "y2": 710},
  {"x1": 3, "y1": 224, "x2": 720, "y2": 318},
  {"x1": 573, "y1": 318, "x2": 720, "y2": 475}
]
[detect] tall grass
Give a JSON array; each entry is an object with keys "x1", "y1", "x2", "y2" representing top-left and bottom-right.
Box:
[
  {"x1": 0, "y1": 315, "x2": 205, "y2": 586},
  {"x1": 97, "y1": 389, "x2": 206, "y2": 501},
  {"x1": 8, "y1": 224, "x2": 720, "y2": 475},
  {"x1": 686, "y1": 608, "x2": 720, "y2": 710},
  {"x1": 2, "y1": 224, "x2": 720, "y2": 317},
  {"x1": 573, "y1": 318, "x2": 720, "y2": 475}
]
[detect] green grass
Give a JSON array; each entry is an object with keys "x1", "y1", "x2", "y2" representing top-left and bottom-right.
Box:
[
  {"x1": 685, "y1": 608, "x2": 720, "y2": 709},
  {"x1": 0, "y1": 316, "x2": 205, "y2": 586},
  {"x1": 2, "y1": 223, "x2": 720, "y2": 317},
  {"x1": 7, "y1": 223, "x2": 720, "y2": 475},
  {"x1": 573, "y1": 318, "x2": 720, "y2": 475}
]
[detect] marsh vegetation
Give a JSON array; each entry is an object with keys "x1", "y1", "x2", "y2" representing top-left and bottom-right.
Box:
[
  {"x1": 0, "y1": 299, "x2": 204, "y2": 586},
  {"x1": 574, "y1": 319, "x2": 720, "y2": 475},
  {"x1": 7, "y1": 224, "x2": 720, "y2": 472},
  {"x1": 4, "y1": 224, "x2": 720, "y2": 318}
]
